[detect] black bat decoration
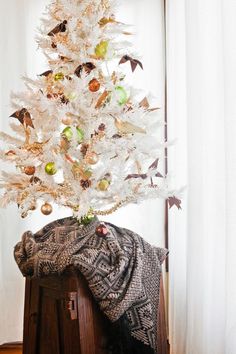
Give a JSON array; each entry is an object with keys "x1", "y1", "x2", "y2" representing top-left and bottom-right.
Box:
[
  {"x1": 168, "y1": 196, "x2": 182, "y2": 210},
  {"x1": 75, "y1": 62, "x2": 96, "y2": 78},
  {"x1": 48, "y1": 20, "x2": 67, "y2": 36},
  {"x1": 10, "y1": 108, "x2": 34, "y2": 128},
  {"x1": 119, "y1": 55, "x2": 143, "y2": 72},
  {"x1": 39, "y1": 70, "x2": 53, "y2": 77},
  {"x1": 125, "y1": 158, "x2": 163, "y2": 180}
]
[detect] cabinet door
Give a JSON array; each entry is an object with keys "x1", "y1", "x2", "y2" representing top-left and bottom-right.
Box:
[{"x1": 23, "y1": 274, "x2": 81, "y2": 354}]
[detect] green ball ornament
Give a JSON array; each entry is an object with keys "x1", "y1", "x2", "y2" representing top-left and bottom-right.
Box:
[
  {"x1": 62, "y1": 126, "x2": 84, "y2": 143},
  {"x1": 62, "y1": 126, "x2": 73, "y2": 141},
  {"x1": 95, "y1": 41, "x2": 108, "y2": 59},
  {"x1": 45, "y1": 162, "x2": 57, "y2": 175},
  {"x1": 76, "y1": 127, "x2": 84, "y2": 144},
  {"x1": 80, "y1": 210, "x2": 95, "y2": 225},
  {"x1": 115, "y1": 86, "x2": 128, "y2": 105},
  {"x1": 54, "y1": 72, "x2": 64, "y2": 81}
]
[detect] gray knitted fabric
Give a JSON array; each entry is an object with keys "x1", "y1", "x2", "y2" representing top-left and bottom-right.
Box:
[{"x1": 14, "y1": 217, "x2": 168, "y2": 353}]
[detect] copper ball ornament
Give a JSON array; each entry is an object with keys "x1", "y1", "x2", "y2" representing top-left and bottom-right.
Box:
[
  {"x1": 41, "y1": 202, "x2": 53, "y2": 215},
  {"x1": 89, "y1": 78, "x2": 101, "y2": 92},
  {"x1": 96, "y1": 223, "x2": 108, "y2": 237},
  {"x1": 87, "y1": 151, "x2": 99, "y2": 165},
  {"x1": 24, "y1": 166, "x2": 36, "y2": 176}
]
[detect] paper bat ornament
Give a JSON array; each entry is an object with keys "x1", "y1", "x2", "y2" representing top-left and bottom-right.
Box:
[
  {"x1": 114, "y1": 117, "x2": 146, "y2": 135},
  {"x1": 75, "y1": 62, "x2": 96, "y2": 78},
  {"x1": 119, "y1": 55, "x2": 143, "y2": 72},
  {"x1": 125, "y1": 158, "x2": 163, "y2": 181},
  {"x1": 39, "y1": 70, "x2": 53, "y2": 77},
  {"x1": 10, "y1": 108, "x2": 34, "y2": 128},
  {"x1": 48, "y1": 20, "x2": 67, "y2": 36},
  {"x1": 139, "y1": 97, "x2": 160, "y2": 112},
  {"x1": 168, "y1": 196, "x2": 182, "y2": 209}
]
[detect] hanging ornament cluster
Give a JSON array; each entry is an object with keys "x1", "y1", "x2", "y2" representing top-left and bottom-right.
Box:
[{"x1": 0, "y1": 0, "x2": 182, "y2": 220}]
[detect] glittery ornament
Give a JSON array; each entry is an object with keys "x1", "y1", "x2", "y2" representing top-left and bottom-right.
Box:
[
  {"x1": 24, "y1": 166, "x2": 36, "y2": 176},
  {"x1": 45, "y1": 162, "x2": 57, "y2": 175},
  {"x1": 87, "y1": 151, "x2": 99, "y2": 165},
  {"x1": 95, "y1": 40, "x2": 108, "y2": 59},
  {"x1": 96, "y1": 223, "x2": 108, "y2": 237},
  {"x1": 54, "y1": 72, "x2": 64, "y2": 81},
  {"x1": 41, "y1": 202, "x2": 53, "y2": 215},
  {"x1": 97, "y1": 178, "x2": 110, "y2": 191},
  {"x1": 115, "y1": 86, "x2": 128, "y2": 105},
  {"x1": 89, "y1": 78, "x2": 100, "y2": 92}
]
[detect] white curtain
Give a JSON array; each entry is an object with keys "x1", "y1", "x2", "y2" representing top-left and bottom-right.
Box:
[
  {"x1": 0, "y1": 0, "x2": 165, "y2": 344},
  {"x1": 167, "y1": 1, "x2": 236, "y2": 353}
]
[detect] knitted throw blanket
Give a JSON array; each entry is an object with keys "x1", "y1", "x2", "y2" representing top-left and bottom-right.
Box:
[{"x1": 14, "y1": 217, "x2": 168, "y2": 354}]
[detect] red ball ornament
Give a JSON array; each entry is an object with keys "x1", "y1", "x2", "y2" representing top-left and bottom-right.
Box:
[{"x1": 95, "y1": 223, "x2": 108, "y2": 237}]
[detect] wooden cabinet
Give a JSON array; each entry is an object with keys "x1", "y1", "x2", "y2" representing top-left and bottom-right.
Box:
[{"x1": 23, "y1": 268, "x2": 168, "y2": 354}]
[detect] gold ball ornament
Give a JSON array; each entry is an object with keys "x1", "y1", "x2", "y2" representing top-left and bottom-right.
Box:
[
  {"x1": 24, "y1": 166, "x2": 36, "y2": 176},
  {"x1": 41, "y1": 202, "x2": 53, "y2": 215},
  {"x1": 89, "y1": 78, "x2": 101, "y2": 92},
  {"x1": 54, "y1": 72, "x2": 64, "y2": 81},
  {"x1": 87, "y1": 152, "x2": 99, "y2": 165},
  {"x1": 45, "y1": 162, "x2": 57, "y2": 175},
  {"x1": 97, "y1": 178, "x2": 110, "y2": 191},
  {"x1": 95, "y1": 40, "x2": 108, "y2": 59}
]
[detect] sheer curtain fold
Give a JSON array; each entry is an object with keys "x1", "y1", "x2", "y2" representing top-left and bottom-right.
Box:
[{"x1": 168, "y1": 0, "x2": 236, "y2": 353}]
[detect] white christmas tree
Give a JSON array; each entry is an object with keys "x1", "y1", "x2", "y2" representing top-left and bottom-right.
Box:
[{"x1": 0, "y1": 0, "x2": 181, "y2": 221}]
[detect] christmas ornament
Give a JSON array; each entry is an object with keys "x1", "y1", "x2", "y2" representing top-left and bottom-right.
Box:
[
  {"x1": 45, "y1": 162, "x2": 57, "y2": 175},
  {"x1": 5, "y1": 150, "x2": 16, "y2": 158},
  {"x1": 95, "y1": 40, "x2": 108, "y2": 59},
  {"x1": 62, "y1": 126, "x2": 84, "y2": 143},
  {"x1": 119, "y1": 55, "x2": 143, "y2": 72},
  {"x1": 39, "y1": 70, "x2": 53, "y2": 77},
  {"x1": 41, "y1": 202, "x2": 53, "y2": 215},
  {"x1": 48, "y1": 20, "x2": 67, "y2": 36},
  {"x1": 24, "y1": 166, "x2": 36, "y2": 176},
  {"x1": 87, "y1": 151, "x2": 99, "y2": 165},
  {"x1": 80, "y1": 210, "x2": 95, "y2": 225},
  {"x1": 95, "y1": 223, "x2": 108, "y2": 237},
  {"x1": 10, "y1": 108, "x2": 34, "y2": 128},
  {"x1": 84, "y1": 169, "x2": 92, "y2": 179},
  {"x1": 62, "y1": 116, "x2": 73, "y2": 125},
  {"x1": 115, "y1": 86, "x2": 128, "y2": 105},
  {"x1": 97, "y1": 178, "x2": 110, "y2": 191},
  {"x1": 80, "y1": 179, "x2": 91, "y2": 190},
  {"x1": 21, "y1": 211, "x2": 28, "y2": 219},
  {"x1": 75, "y1": 62, "x2": 96, "y2": 77},
  {"x1": 54, "y1": 72, "x2": 64, "y2": 81},
  {"x1": 89, "y1": 78, "x2": 100, "y2": 92},
  {"x1": 65, "y1": 92, "x2": 77, "y2": 101},
  {"x1": 114, "y1": 117, "x2": 146, "y2": 135}
]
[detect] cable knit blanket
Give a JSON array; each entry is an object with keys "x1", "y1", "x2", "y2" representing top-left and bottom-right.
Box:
[{"x1": 14, "y1": 217, "x2": 168, "y2": 354}]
